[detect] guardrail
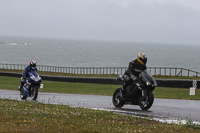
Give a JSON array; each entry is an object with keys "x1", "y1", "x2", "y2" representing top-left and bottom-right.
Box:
[
  {"x1": 0, "y1": 63, "x2": 200, "y2": 77},
  {"x1": 0, "y1": 72, "x2": 199, "y2": 88}
]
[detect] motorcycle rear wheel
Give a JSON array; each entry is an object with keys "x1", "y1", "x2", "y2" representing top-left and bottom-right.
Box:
[
  {"x1": 139, "y1": 91, "x2": 154, "y2": 110},
  {"x1": 112, "y1": 88, "x2": 125, "y2": 108},
  {"x1": 31, "y1": 86, "x2": 38, "y2": 100}
]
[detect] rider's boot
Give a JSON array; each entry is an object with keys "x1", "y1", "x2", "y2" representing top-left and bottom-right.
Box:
[
  {"x1": 19, "y1": 82, "x2": 24, "y2": 91},
  {"x1": 18, "y1": 86, "x2": 22, "y2": 91},
  {"x1": 121, "y1": 84, "x2": 128, "y2": 101}
]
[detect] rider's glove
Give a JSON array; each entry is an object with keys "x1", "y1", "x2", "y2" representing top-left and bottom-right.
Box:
[
  {"x1": 22, "y1": 75, "x2": 26, "y2": 79},
  {"x1": 21, "y1": 77, "x2": 26, "y2": 83},
  {"x1": 130, "y1": 75, "x2": 137, "y2": 81}
]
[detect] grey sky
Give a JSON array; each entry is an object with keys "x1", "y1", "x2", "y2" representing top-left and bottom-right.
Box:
[{"x1": 0, "y1": 0, "x2": 200, "y2": 45}]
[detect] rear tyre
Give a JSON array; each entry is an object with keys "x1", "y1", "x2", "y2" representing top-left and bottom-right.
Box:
[
  {"x1": 31, "y1": 86, "x2": 38, "y2": 101},
  {"x1": 20, "y1": 88, "x2": 27, "y2": 100},
  {"x1": 112, "y1": 88, "x2": 125, "y2": 108},
  {"x1": 139, "y1": 91, "x2": 154, "y2": 110}
]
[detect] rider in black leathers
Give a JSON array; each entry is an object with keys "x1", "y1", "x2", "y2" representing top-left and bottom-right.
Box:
[{"x1": 123, "y1": 53, "x2": 147, "y2": 97}]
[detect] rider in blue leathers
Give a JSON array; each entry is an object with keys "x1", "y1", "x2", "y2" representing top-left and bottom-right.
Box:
[{"x1": 19, "y1": 60, "x2": 38, "y2": 91}]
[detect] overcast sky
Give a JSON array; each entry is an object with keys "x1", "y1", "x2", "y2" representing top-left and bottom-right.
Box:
[{"x1": 0, "y1": 0, "x2": 200, "y2": 45}]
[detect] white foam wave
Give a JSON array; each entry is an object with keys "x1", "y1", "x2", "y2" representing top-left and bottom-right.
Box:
[{"x1": 0, "y1": 42, "x2": 32, "y2": 46}]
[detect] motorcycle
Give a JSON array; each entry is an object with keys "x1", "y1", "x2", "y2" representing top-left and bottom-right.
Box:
[
  {"x1": 19, "y1": 70, "x2": 42, "y2": 100},
  {"x1": 112, "y1": 69, "x2": 157, "y2": 110}
]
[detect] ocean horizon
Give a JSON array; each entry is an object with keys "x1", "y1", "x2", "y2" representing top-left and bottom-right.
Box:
[{"x1": 0, "y1": 36, "x2": 200, "y2": 72}]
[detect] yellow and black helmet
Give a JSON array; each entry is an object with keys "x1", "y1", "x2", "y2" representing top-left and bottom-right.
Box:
[{"x1": 136, "y1": 53, "x2": 147, "y2": 65}]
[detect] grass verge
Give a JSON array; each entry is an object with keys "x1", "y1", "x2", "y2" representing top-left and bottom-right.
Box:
[
  {"x1": 0, "y1": 99, "x2": 199, "y2": 132},
  {"x1": 0, "y1": 76, "x2": 200, "y2": 100}
]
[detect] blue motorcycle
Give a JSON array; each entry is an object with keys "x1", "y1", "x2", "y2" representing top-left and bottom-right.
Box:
[{"x1": 20, "y1": 70, "x2": 42, "y2": 100}]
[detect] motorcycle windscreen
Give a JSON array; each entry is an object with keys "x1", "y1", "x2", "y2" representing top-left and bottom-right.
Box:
[
  {"x1": 28, "y1": 71, "x2": 41, "y2": 82},
  {"x1": 28, "y1": 71, "x2": 39, "y2": 78},
  {"x1": 141, "y1": 70, "x2": 157, "y2": 86}
]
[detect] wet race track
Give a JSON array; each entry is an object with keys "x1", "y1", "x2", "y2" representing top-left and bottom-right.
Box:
[{"x1": 0, "y1": 89, "x2": 200, "y2": 124}]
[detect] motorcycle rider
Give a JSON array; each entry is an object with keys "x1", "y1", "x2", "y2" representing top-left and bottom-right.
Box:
[
  {"x1": 122, "y1": 53, "x2": 147, "y2": 98},
  {"x1": 19, "y1": 60, "x2": 38, "y2": 91}
]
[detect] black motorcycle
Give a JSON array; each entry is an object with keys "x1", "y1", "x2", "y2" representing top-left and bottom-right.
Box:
[{"x1": 112, "y1": 69, "x2": 157, "y2": 110}]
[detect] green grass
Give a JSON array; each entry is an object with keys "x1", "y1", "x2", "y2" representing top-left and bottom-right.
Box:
[
  {"x1": 0, "y1": 99, "x2": 199, "y2": 132},
  {"x1": 1, "y1": 72, "x2": 200, "y2": 132},
  {"x1": 0, "y1": 76, "x2": 118, "y2": 95},
  {"x1": 0, "y1": 76, "x2": 200, "y2": 100},
  {"x1": 154, "y1": 87, "x2": 200, "y2": 100}
]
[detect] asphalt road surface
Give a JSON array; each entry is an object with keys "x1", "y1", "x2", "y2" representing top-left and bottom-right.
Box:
[{"x1": 0, "y1": 89, "x2": 200, "y2": 124}]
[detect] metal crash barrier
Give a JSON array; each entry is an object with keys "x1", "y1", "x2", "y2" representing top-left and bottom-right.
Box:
[{"x1": 0, "y1": 72, "x2": 199, "y2": 88}]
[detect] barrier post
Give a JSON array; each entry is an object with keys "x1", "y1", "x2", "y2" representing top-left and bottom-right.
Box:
[{"x1": 190, "y1": 80, "x2": 197, "y2": 95}]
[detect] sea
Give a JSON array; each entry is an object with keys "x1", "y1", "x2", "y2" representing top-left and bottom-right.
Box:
[{"x1": 0, "y1": 36, "x2": 200, "y2": 72}]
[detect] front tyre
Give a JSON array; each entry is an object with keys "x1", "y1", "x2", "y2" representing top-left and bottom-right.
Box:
[
  {"x1": 31, "y1": 86, "x2": 38, "y2": 100},
  {"x1": 112, "y1": 88, "x2": 125, "y2": 108},
  {"x1": 139, "y1": 91, "x2": 154, "y2": 110}
]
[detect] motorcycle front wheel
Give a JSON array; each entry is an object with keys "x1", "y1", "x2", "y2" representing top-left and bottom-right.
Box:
[
  {"x1": 112, "y1": 88, "x2": 125, "y2": 108},
  {"x1": 31, "y1": 86, "x2": 38, "y2": 100},
  {"x1": 139, "y1": 91, "x2": 154, "y2": 110}
]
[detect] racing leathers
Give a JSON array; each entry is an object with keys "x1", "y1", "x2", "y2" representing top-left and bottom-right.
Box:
[{"x1": 123, "y1": 59, "x2": 147, "y2": 96}]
